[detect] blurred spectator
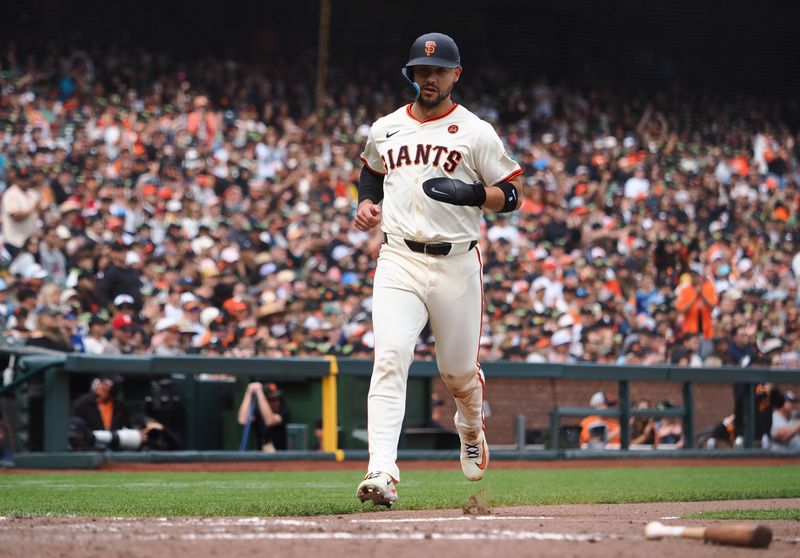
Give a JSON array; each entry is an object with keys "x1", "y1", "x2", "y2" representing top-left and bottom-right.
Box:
[
  {"x1": 96, "y1": 245, "x2": 143, "y2": 312},
  {"x1": 653, "y1": 401, "x2": 684, "y2": 448},
  {"x1": 0, "y1": 42, "x2": 799, "y2": 371},
  {"x1": 71, "y1": 377, "x2": 130, "y2": 432},
  {"x1": 136, "y1": 416, "x2": 183, "y2": 451},
  {"x1": 727, "y1": 326, "x2": 755, "y2": 367},
  {"x1": 705, "y1": 414, "x2": 736, "y2": 449},
  {"x1": 25, "y1": 307, "x2": 72, "y2": 351},
  {"x1": 732, "y1": 383, "x2": 780, "y2": 448},
  {"x1": 675, "y1": 272, "x2": 718, "y2": 341},
  {"x1": 771, "y1": 390, "x2": 800, "y2": 450},
  {"x1": 237, "y1": 382, "x2": 290, "y2": 452},
  {"x1": 83, "y1": 315, "x2": 115, "y2": 355},
  {"x1": 630, "y1": 399, "x2": 656, "y2": 445},
  {"x1": 579, "y1": 391, "x2": 620, "y2": 448},
  {"x1": 109, "y1": 314, "x2": 137, "y2": 354},
  {"x1": 1, "y1": 168, "x2": 46, "y2": 258},
  {"x1": 39, "y1": 226, "x2": 69, "y2": 285}
]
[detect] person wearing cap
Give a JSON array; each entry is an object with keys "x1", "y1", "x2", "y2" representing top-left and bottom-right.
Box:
[
  {"x1": 354, "y1": 32, "x2": 524, "y2": 506},
  {"x1": 548, "y1": 328, "x2": 576, "y2": 363},
  {"x1": 39, "y1": 226, "x2": 68, "y2": 285},
  {"x1": 6, "y1": 288, "x2": 38, "y2": 333},
  {"x1": 73, "y1": 270, "x2": 102, "y2": 314},
  {"x1": 96, "y1": 244, "x2": 143, "y2": 313},
  {"x1": 237, "y1": 381, "x2": 290, "y2": 452},
  {"x1": 83, "y1": 315, "x2": 117, "y2": 355},
  {"x1": 177, "y1": 292, "x2": 202, "y2": 334},
  {"x1": 151, "y1": 316, "x2": 183, "y2": 355},
  {"x1": 60, "y1": 305, "x2": 86, "y2": 353},
  {"x1": 579, "y1": 391, "x2": 621, "y2": 448},
  {"x1": 113, "y1": 293, "x2": 136, "y2": 315},
  {"x1": 109, "y1": 314, "x2": 136, "y2": 354},
  {"x1": 771, "y1": 390, "x2": 800, "y2": 450},
  {"x1": 71, "y1": 377, "x2": 131, "y2": 432},
  {"x1": 3, "y1": 306, "x2": 32, "y2": 343}
]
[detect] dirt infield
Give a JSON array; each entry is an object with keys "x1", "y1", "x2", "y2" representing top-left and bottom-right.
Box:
[{"x1": 2, "y1": 499, "x2": 799, "y2": 558}]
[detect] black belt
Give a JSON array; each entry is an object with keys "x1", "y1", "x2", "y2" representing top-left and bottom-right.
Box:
[{"x1": 386, "y1": 234, "x2": 477, "y2": 256}]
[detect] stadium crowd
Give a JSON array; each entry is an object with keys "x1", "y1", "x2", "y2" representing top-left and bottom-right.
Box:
[{"x1": 1, "y1": 44, "x2": 799, "y2": 370}]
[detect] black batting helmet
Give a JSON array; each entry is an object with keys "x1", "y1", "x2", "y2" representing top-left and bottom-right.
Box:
[{"x1": 401, "y1": 33, "x2": 461, "y2": 97}]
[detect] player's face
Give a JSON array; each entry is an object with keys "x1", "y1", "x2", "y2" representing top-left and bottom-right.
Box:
[{"x1": 413, "y1": 65, "x2": 461, "y2": 108}]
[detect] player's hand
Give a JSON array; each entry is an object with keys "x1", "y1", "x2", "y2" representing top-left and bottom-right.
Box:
[
  {"x1": 355, "y1": 201, "x2": 382, "y2": 231},
  {"x1": 247, "y1": 382, "x2": 262, "y2": 394}
]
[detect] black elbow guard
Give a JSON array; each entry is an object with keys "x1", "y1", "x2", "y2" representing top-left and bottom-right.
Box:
[
  {"x1": 496, "y1": 181, "x2": 519, "y2": 213},
  {"x1": 358, "y1": 166, "x2": 384, "y2": 204}
]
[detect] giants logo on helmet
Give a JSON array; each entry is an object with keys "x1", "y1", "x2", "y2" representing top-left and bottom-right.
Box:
[
  {"x1": 382, "y1": 144, "x2": 463, "y2": 173},
  {"x1": 425, "y1": 41, "x2": 436, "y2": 56}
]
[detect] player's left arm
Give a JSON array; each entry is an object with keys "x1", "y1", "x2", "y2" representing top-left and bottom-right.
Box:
[
  {"x1": 422, "y1": 122, "x2": 523, "y2": 212},
  {"x1": 481, "y1": 175, "x2": 523, "y2": 212}
]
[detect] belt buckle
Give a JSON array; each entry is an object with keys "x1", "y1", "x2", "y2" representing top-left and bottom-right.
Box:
[{"x1": 423, "y1": 243, "x2": 432, "y2": 255}]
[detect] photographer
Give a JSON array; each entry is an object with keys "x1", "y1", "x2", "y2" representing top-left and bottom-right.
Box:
[
  {"x1": 71, "y1": 377, "x2": 130, "y2": 431},
  {"x1": 138, "y1": 416, "x2": 183, "y2": 451},
  {"x1": 237, "y1": 382, "x2": 290, "y2": 452}
]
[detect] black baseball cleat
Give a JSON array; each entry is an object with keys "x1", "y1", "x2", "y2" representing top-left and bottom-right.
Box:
[{"x1": 356, "y1": 471, "x2": 398, "y2": 508}]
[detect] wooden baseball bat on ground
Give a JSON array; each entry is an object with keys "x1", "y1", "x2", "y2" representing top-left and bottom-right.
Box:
[{"x1": 645, "y1": 521, "x2": 772, "y2": 548}]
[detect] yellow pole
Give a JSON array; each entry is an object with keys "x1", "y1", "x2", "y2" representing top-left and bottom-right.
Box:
[{"x1": 322, "y1": 355, "x2": 343, "y2": 461}]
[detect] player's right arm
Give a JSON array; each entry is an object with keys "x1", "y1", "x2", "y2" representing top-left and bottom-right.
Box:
[{"x1": 356, "y1": 126, "x2": 387, "y2": 231}]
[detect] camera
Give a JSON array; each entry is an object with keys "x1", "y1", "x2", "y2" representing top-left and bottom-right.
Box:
[
  {"x1": 68, "y1": 416, "x2": 142, "y2": 451},
  {"x1": 91, "y1": 429, "x2": 143, "y2": 451}
]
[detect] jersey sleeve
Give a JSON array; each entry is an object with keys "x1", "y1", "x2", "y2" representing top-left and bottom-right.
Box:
[
  {"x1": 473, "y1": 122, "x2": 522, "y2": 186},
  {"x1": 359, "y1": 126, "x2": 387, "y2": 175}
]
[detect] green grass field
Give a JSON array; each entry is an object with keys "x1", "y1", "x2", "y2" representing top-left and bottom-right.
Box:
[
  {"x1": 685, "y1": 509, "x2": 800, "y2": 521},
  {"x1": 1, "y1": 466, "x2": 799, "y2": 517}
]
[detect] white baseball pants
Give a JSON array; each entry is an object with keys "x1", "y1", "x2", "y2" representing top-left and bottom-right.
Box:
[{"x1": 367, "y1": 241, "x2": 485, "y2": 482}]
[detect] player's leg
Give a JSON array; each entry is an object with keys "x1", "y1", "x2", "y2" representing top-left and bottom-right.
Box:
[
  {"x1": 365, "y1": 247, "x2": 429, "y2": 484},
  {"x1": 427, "y1": 248, "x2": 487, "y2": 479}
]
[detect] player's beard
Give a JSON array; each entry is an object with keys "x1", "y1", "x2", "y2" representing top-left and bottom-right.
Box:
[{"x1": 417, "y1": 81, "x2": 454, "y2": 109}]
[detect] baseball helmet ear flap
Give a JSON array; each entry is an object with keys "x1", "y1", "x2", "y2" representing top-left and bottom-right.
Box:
[{"x1": 401, "y1": 67, "x2": 421, "y2": 99}]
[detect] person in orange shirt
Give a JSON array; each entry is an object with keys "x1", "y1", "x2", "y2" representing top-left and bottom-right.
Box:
[
  {"x1": 71, "y1": 377, "x2": 130, "y2": 432},
  {"x1": 579, "y1": 391, "x2": 621, "y2": 448},
  {"x1": 675, "y1": 272, "x2": 718, "y2": 340},
  {"x1": 186, "y1": 95, "x2": 219, "y2": 147}
]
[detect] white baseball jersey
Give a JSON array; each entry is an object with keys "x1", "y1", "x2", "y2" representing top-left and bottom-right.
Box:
[{"x1": 360, "y1": 103, "x2": 522, "y2": 243}]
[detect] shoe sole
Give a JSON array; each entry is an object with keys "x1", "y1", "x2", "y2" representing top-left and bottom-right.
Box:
[{"x1": 357, "y1": 486, "x2": 396, "y2": 508}]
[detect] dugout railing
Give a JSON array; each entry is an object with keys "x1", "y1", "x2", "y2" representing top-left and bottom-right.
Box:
[{"x1": 2, "y1": 346, "x2": 800, "y2": 467}]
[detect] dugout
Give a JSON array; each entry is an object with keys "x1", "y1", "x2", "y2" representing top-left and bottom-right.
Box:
[{"x1": 3, "y1": 348, "x2": 800, "y2": 465}]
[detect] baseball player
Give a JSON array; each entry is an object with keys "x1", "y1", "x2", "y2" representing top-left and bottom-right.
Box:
[{"x1": 355, "y1": 32, "x2": 523, "y2": 507}]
